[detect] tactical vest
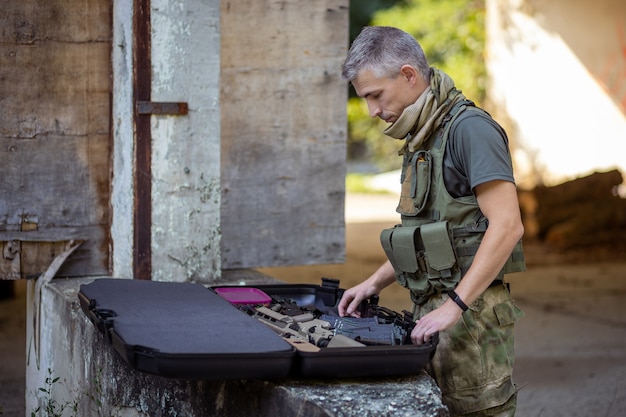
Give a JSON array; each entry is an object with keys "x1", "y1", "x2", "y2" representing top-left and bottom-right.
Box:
[{"x1": 380, "y1": 100, "x2": 526, "y2": 306}]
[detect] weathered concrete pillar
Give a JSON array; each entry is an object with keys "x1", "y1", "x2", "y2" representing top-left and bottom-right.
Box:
[{"x1": 111, "y1": 0, "x2": 222, "y2": 282}]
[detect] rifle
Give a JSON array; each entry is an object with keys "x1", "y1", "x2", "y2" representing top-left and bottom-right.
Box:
[
  {"x1": 247, "y1": 305, "x2": 364, "y2": 351},
  {"x1": 241, "y1": 294, "x2": 415, "y2": 351}
]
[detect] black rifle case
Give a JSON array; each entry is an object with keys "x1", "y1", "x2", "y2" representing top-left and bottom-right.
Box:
[{"x1": 78, "y1": 278, "x2": 437, "y2": 380}]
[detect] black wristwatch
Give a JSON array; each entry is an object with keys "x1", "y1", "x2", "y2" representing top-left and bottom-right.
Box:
[{"x1": 448, "y1": 290, "x2": 469, "y2": 312}]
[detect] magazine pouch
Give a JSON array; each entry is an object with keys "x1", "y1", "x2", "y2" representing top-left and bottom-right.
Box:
[{"x1": 419, "y1": 221, "x2": 457, "y2": 279}]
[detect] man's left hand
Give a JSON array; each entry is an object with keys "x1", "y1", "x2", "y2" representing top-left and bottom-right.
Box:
[{"x1": 411, "y1": 299, "x2": 463, "y2": 345}]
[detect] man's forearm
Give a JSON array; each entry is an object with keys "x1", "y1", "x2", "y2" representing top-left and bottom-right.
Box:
[{"x1": 368, "y1": 260, "x2": 397, "y2": 293}]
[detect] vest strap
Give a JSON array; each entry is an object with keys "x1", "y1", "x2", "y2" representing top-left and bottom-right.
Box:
[
  {"x1": 400, "y1": 210, "x2": 440, "y2": 222},
  {"x1": 455, "y1": 245, "x2": 479, "y2": 257}
]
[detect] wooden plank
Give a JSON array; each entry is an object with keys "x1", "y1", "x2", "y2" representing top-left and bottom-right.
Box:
[
  {"x1": 0, "y1": 0, "x2": 112, "y2": 278},
  {"x1": 0, "y1": 226, "x2": 107, "y2": 279}
]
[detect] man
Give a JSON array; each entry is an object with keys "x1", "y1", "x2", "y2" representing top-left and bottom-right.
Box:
[{"x1": 338, "y1": 26, "x2": 526, "y2": 417}]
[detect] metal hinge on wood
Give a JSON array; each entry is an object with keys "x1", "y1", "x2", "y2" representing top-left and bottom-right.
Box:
[{"x1": 136, "y1": 101, "x2": 188, "y2": 115}]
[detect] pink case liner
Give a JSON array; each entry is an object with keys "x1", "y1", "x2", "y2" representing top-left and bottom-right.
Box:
[{"x1": 214, "y1": 287, "x2": 272, "y2": 305}]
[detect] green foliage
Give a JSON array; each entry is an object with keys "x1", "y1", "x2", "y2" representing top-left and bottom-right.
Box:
[
  {"x1": 373, "y1": 0, "x2": 486, "y2": 102},
  {"x1": 30, "y1": 368, "x2": 77, "y2": 417},
  {"x1": 349, "y1": 0, "x2": 400, "y2": 41},
  {"x1": 30, "y1": 368, "x2": 116, "y2": 417},
  {"x1": 347, "y1": 0, "x2": 486, "y2": 170}
]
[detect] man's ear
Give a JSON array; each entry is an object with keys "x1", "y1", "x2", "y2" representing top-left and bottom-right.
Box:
[{"x1": 399, "y1": 65, "x2": 419, "y2": 85}]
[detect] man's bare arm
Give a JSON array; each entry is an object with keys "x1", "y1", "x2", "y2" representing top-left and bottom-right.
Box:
[{"x1": 410, "y1": 180, "x2": 524, "y2": 343}]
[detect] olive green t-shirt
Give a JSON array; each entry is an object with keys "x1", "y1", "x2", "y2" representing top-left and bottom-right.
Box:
[{"x1": 443, "y1": 110, "x2": 516, "y2": 198}]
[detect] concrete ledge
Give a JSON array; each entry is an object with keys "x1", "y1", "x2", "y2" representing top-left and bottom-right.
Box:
[{"x1": 25, "y1": 275, "x2": 448, "y2": 417}]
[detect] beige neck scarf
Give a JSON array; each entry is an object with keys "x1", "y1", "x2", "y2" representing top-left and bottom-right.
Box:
[{"x1": 384, "y1": 68, "x2": 466, "y2": 153}]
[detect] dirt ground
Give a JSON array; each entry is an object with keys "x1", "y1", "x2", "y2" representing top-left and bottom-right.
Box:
[{"x1": 2, "y1": 193, "x2": 625, "y2": 416}]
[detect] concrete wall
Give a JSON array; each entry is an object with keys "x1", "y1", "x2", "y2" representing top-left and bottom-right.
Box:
[
  {"x1": 24, "y1": 276, "x2": 447, "y2": 416},
  {"x1": 219, "y1": 0, "x2": 348, "y2": 269},
  {"x1": 486, "y1": 0, "x2": 626, "y2": 189}
]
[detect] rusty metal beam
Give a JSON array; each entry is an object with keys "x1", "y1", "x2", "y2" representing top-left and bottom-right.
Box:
[
  {"x1": 133, "y1": 0, "x2": 152, "y2": 280},
  {"x1": 136, "y1": 101, "x2": 188, "y2": 115}
]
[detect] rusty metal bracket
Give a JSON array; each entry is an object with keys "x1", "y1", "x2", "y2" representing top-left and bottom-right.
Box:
[
  {"x1": 3, "y1": 240, "x2": 19, "y2": 260},
  {"x1": 136, "y1": 101, "x2": 188, "y2": 115}
]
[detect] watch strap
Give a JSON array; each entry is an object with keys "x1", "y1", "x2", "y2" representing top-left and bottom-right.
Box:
[{"x1": 448, "y1": 290, "x2": 469, "y2": 312}]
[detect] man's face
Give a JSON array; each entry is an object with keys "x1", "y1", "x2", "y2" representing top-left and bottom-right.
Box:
[{"x1": 351, "y1": 66, "x2": 426, "y2": 124}]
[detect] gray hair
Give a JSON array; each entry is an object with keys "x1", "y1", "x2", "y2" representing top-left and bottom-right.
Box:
[{"x1": 342, "y1": 26, "x2": 430, "y2": 83}]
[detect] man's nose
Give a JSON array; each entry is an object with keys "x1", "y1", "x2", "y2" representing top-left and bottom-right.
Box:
[{"x1": 367, "y1": 101, "x2": 381, "y2": 118}]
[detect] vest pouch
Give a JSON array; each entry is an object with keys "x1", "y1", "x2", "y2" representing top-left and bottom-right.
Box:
[
  {"x1": 419, "y1": 221, "x2": 458, "y2": 279},
  {"x1": 396, "y1": 150, "x2": 432, "y2": 216},
  {"x1": 380, "y1": 225, "x2": 420, "y2": 275},
  {"x1": 380, "y1": 225, "x2": 427, "y2": 290}
]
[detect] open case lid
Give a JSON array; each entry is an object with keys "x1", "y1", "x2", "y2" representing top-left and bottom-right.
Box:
[{"x1": 78, "y1": 278, "x2": 295, "y2": 380}]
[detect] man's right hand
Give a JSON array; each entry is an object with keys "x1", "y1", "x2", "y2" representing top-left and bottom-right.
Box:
[
  {"x1": 338, "y1": 260, "x2": 397, "y2": 317},
  {"x1": 338, "y1": 282, "x2": 377, "y2": 317}
]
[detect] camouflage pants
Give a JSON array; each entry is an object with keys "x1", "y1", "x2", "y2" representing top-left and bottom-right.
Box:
[{"x1": 413, "y1": 284, "x2": 524, "y2": 417}]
